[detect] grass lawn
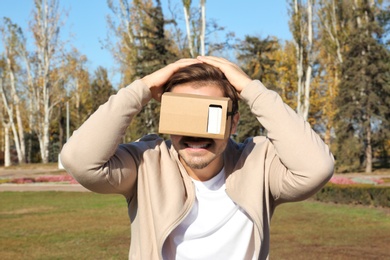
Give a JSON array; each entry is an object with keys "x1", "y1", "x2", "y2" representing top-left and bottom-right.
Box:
[
  {"x1": 271, "y1": 201, "x2": 390, "y2": 259},
  {"x1": 0, "y1": 192, "x2": 130, "y2": 259},
  {"x1": 0, "y1": 192, "x2": 389, "y2": 259}
]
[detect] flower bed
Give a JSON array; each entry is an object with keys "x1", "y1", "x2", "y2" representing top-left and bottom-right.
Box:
[
  {"x1": 329, "y1": 176, "x2": 385, "y2": 185},
  {"x1": 7, "y1": 175, "x2": 78, "y2": 184}
]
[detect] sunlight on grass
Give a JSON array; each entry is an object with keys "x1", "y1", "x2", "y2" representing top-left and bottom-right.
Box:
[
  {"x1": 271, "y1": 201, "x2": 390, "y2": 259},
  {"x1": 0, "y1": 192, "x2": 130, "y2": 259},
  {"x1": 0, "y1": 192, "x2": 389, "y2": 259}
]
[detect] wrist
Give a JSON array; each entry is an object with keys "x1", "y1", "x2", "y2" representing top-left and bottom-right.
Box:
[{"x1": 141, "y1": 75, "x2": 154, "y2": 89}]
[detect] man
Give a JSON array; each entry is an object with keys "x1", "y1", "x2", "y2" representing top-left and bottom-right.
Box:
[{"x1": 60, "y1": 56, "x2": 334, "y2": 259}]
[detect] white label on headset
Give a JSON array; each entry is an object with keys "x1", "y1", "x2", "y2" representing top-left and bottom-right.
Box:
[{"x1": 207, "y1": 105, "x2": 222, "y2": 134}]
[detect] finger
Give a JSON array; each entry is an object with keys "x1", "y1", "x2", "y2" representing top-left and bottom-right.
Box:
[
  {"x1": 197, "y1": 56, "x2": 229, "y2": 62},
  {"x1": 196, "y1": 56, "x2": 237, "y2": 72},
  {"x1": 196, "y1": 56, "x2": 232, "y2": 66},
  {"x1": 143, "y1": 58, "x2": 201, "y2": 92},
  {"x1": 168, "y1": 58, "x2": 202, "y2": 72},
  {"x1": 175, "y1": 58, "x2": 199, "y2": 62},
  {"x1": 197, "y1": 56, "x2": 251, "y2": 93},
  {"x1": 174, "y1": 58, "x2": 201, "y2": 66}
]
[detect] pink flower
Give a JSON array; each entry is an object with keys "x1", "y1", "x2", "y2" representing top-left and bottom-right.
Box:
[
  {"x1": 11, "y1": 178, "x2": 35, "y2": 184},
  {"x1": 8, "y1": 175, "x2": 78, "y2": 184},
  {"x1": 329, "y1": 176, "x2": 385, "y2": 185},
  {"x1": 329, "y1": 176, "x2": 356, "y2": 185},
  {"x1": 35, "y1": 175, "x2": 75, "y2": 182}
]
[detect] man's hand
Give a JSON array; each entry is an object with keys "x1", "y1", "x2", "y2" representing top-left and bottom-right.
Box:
[
  {"x1": 141, "y1": 58, "x2": 201, "y2": 101},
  {"x1": 196, "y1": 56, "x2": 252, "y2": 93}
]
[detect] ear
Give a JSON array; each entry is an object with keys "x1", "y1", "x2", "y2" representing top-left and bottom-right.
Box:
[{"x1": 230, "y1": 112, "x2": 240, "y2": 135}]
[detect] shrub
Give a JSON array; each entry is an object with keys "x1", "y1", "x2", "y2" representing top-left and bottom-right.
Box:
[{"x1": 313, "y1": 183, "x2": 390, "y2": 207}]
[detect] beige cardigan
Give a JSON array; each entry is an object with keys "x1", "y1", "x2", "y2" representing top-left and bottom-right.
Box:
[{"x1": 60, "y1": 79, "x2": 334, "y2": 259}]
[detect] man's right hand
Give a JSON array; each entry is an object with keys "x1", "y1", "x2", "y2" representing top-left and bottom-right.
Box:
[{"x1": 141, "y1": 59, "x2": 201, "y2": 102}]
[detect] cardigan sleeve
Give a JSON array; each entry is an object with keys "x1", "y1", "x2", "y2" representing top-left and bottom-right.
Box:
[
  {"x1": 60, "y1": 80, "x2": 152, "y2": 198},
  {"x1": 240, "y1": 80, "x2": 334, "y2": 203}
]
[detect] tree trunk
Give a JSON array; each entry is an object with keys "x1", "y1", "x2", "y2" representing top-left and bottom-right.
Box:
[
  {"x1": 324, "y1": 126, "x2": 331, "y2": 146},
  {"x1": 292, "y1": 0, "x2": 314, "y2": 121},
  {"x1": 3, "y1": 124, "x2": 11, "y2": 167},
  {"x1": 302, "y1": 0, "x2": 313, "y2": 121},
  {"x1": 42, "y1": 115, "x2": 50, "y2": 163},
  {"x1": 200, "y1": 0, "x2": 206, "y2": 55},
  {"x1": 40, "y1": 79, "x2": 51, "y2": 163},
  {"x1": 0, "y1": 81, "x2": 24, "y2": 164},
  {"x1": 6, "y1": 58, "x2": 26, "y2": 164},
  {"x1": 183, "y1": 1, "x2": 194, "y2": 57},
  {"x1": 293, "y1": 0, "x2": 305, "y2": 119},
  {"x1": 365, "y1": 122, "x2": 372, "y2": 173}
]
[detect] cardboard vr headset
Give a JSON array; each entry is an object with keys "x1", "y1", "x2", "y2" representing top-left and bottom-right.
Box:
[{"x1": 158, "y1": 92, "x2": 233, "y2": 139}]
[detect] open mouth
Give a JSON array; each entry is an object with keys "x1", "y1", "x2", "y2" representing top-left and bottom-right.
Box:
[{"x1": 182, "y1": 137, "x2": 213, "y2": 149}]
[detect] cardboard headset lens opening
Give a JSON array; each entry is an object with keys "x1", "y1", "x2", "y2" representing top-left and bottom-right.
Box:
[{"x1": 158, "y1": 92, "x2": 233, "y2": 139}]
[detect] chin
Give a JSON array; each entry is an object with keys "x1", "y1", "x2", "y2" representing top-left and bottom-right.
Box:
[{"x1": 179, "y1": 153, "x2": 213, "y2": 170}]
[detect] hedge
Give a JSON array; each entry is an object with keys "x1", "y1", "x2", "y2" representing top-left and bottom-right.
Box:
[{"x1": 313, "y1": 183, "x2": 390, "y2": 207}]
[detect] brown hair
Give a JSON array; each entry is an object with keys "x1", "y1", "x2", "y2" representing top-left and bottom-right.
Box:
[{"x1": 163, "y1": 63, "x2": 240, "y2": 114}]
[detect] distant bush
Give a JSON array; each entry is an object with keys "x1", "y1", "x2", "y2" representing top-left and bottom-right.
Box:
[{"x1": 313, "y1": 183, "x2": 390, "y2": 207}]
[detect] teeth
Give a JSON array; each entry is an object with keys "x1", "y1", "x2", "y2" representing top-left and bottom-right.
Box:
[{"x1": 188, "y1": 143, "x2": 208, "y2": 149}]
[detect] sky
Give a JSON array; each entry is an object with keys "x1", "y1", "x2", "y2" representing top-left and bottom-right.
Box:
[{"x1": 0, "y1": 0, "x2": 292, "y2": 86}]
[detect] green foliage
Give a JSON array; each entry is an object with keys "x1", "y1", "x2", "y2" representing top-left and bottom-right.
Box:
[
  {"x1": 24, "y1": 132, "x2": 41, "y2": 163},
  {"x1": 89, "y1": 66, "x2": 115, "y2": 114},
  {"x1": 313, "y1": 183, "x2": 390, "y2": 207},
  {"x1": 334, "y1": 4, "x2": 390, "y2": 172},
  {"x1": 123, "y1": 0, "x2": 177, "y2": 141},
  {"x1": 125, "y1": 99, "x2": 161, "y2": 142},
  {"x1": 237, "y1": 36, "x2": 279, "y2": 84},
  {"x1": 234, "y1": 35, "x2": 280, "y2": 141},
  {"x1": 133, "y1": 0, "x2": 177, "y2": 78},
  {"x1": 334, "y1": 122, "x2": 363, "y2": 172},
  {"x1": 234, "y1": 101, "x2": 263, "y2": 143}
]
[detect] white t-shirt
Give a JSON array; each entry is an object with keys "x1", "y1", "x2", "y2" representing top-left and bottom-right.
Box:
[{"x1": 162, "y1": 169, "x2": 255, "y2": 260}]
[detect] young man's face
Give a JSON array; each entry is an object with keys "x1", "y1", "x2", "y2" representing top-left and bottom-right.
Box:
[{"x1": 170, "y1": 83, "x2": 239, "y2": 179}]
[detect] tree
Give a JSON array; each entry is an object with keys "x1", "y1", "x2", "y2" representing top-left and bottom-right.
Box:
[
  {"x1": 273, "y1": 41, "x2": 297, "y2": 109},
  {"x1": 182, "y1": 0, "x2": 206, "y2": 57},
  {"x1": 0, "y1": 59, "x2": 11, "y2": 166},
  {"x1": 106, "y1": 0, "x2": 139, "y2": 85},
  {"x1": 182, "y1": 0, "x2": 195, "y2": 57},
  {"x1": 200, "y1": 0, "x2": 206, "y2": 55},
  {"x1": 316, "y1": 0, "x2": 352, "y2": 146},
  {"x1": 107, "y1": 0, "x2": 177, "y2": 140},
  {"x1": 27, "y1": 0, "x2": 66, "y2": 163},
  {"x1": 89, "y1": 67, "x2": 115, "y2": 114},
  {"x1": 0, "y1": 18, "x2": 26, "y2": 164},
  {"x1": 133, "y1": 0, "x2": 177, "y2": 137},
  {"x1": 237, "y1": 36, "x2": 279, "y2": 83},
  {"x1": 64, "y1": 49, "x2": 90, "y2": 128},
  {"x1": 134, "y1": 0, "x2": 176, "y2": 77},
  {"x1": 289, "y1": 0, "x2": 315, "y2": 121},
  {"x1": 235, "y1": 35, "x2": 279, "y2": 141},
  {"x1": 335, "y1": 1, "x2": 390, "y2": 173}
]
